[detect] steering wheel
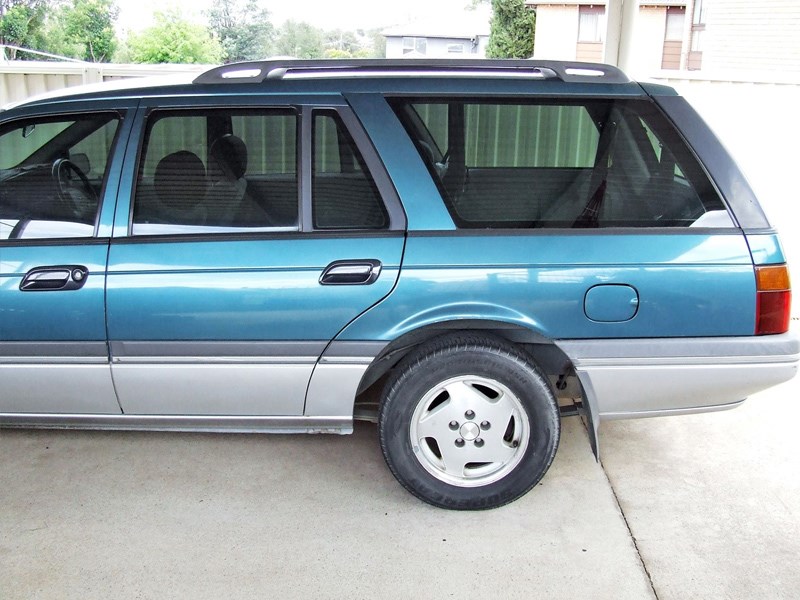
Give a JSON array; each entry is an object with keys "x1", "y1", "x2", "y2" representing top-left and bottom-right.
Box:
[{"x1": 51, "y1": 158, "x2": 97, "y2": 216}]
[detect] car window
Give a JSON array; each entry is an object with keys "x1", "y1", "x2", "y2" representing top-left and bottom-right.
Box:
[
  {"x1": 312, "y1": 110, "x2": 388, "y2": 230},
  {"x1": 391, "y1": 98, "x2": 728, "y2": 228},
  {"x1": 0, "y1": 114, "x2": 120, "y2": 240},
  {"x1": 131, "y1": 109, "x2": 299, "y2": 235}
]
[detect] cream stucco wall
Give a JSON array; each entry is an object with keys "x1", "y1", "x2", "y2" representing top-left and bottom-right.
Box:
[
  {"x1": 626, "y1": 6, "x2": 668, "y2": 77},
  {"x1": 698, "y1": 0, "x2": 800, "y2": 75},
  {"x1": 532, "y1": 5, "x2": 580, "y2": 60}
]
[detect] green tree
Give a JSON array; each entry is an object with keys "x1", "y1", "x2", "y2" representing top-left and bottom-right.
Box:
[
  {"x1": 0, "y1": 0, "x2": 47, "y2": 58},
  {"x1": 486, "y1": 0, "x2": 534, "y2": 59},
  {"x1": 0, "y1": 4, "x2": 32, "y2": 50},
  {"x1": 207, "y1": 0, "x2": 273, "y2": 63},
  {"x1": 365, "y1": 27, "x2": 386, "y2": 59},
  {"x1": 273, "y1": 20, "x2": 323, "y2": 59},
  {"x1": 64, "y1": 0, "x2": 118, "y2": 61},
  {"x1": 323, "y1": 29, "x2": 360, "y2": 57},
  {"x1": 37, "y1": 7, "x2": 80, "y2": 58},
  {"x1": 125, "y1": 10, "x2": 223, "y2": 64}
]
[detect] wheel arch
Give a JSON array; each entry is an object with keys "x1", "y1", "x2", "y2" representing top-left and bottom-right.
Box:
[
  {"x1": 350, "y1": 319, "x2": 600, "y2": 459},
  {"x1": 355, "y1": 319, "x2": 573, "y2": 397}
]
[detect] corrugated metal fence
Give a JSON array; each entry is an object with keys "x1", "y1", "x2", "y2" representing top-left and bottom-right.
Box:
[{"x1": 0, "y1": 61, "x2": 207, "y2": 106}]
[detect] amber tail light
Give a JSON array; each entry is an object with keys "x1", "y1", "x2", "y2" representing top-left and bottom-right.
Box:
[{"x1": 755, "y1": 265, "x2": 792, "y2": 335}]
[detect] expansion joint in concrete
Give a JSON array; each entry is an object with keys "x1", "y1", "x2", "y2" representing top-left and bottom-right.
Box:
[{"x1": 602, "y1": 462, "x2": 660, "y2": 600}]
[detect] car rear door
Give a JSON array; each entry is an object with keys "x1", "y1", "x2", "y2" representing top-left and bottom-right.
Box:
[{"x1": 105, "y1": 95, "x2": 405, "y2": 417}]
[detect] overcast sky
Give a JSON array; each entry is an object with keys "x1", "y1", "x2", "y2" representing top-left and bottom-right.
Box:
[{"x1": 117, "y1": 0, "x2": 480, "y2": 34}]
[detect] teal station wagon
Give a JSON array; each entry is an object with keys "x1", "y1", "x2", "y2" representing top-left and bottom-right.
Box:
[{"x1": 0, "y1": 59, "x2": 797, "y2": 509}]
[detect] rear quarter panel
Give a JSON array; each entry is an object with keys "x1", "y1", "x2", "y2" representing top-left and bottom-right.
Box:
[{"x1": 339, "y1": 229, "x2": 756, "y2": 341}]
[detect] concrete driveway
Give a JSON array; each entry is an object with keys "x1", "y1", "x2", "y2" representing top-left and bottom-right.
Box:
[
  {"x1": 602, "y1": 379, "x2": 800, "y2": 600},
  {"x1": 1, "y1": 367, "x2": 797, "y2": 599}
]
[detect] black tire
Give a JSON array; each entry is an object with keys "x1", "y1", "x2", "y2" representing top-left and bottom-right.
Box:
[{"x1": 378, "y1": 333, "x2": 560, "y2": 510}]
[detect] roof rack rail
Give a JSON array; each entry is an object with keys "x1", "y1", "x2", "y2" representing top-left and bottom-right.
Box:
[{"x1": 192, "y1": 59, "x2": 630, "y2": 86}]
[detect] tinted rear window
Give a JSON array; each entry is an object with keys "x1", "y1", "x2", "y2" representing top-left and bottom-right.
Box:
[{"x1": 391, "y1": 98, "x2": 729, "y2": 229}]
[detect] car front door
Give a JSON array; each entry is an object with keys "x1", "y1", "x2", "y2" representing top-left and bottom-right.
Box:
[
  {"x1": 0, "y1": 102, "x2": 134, "y2": 414},
  {"x1": 106, "y1": 96, "x2": 405, "y2": 417}
]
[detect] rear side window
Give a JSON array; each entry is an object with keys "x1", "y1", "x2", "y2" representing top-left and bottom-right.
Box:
[
  {"x1": 391, "y1": 98, "x2": 728, "y2": 229},
  {"x1": 0, "y1": 113, "x2": 119, "y2": 240},
  {"x1": 312, "y1": 110, "x2": 388, "y2": 230},
  {"x1": 132, "y1": 109, "x2": 298, "y2": 235}
]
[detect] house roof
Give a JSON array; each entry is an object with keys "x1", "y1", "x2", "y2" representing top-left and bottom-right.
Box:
[{"x1": 381, "y1": 7, "x2": 491, "y2": 39}]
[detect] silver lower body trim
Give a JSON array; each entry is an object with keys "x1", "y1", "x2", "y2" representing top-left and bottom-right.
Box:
[
  {"x1": 0, "y1": 364, "x2": 120, "y2": 414},
  {"x1": 599, "y1": 399, "x2": 745, "y2": 421},
  {"x1": 111, "y1": 363, "x2": 313, "y2": 415},
  {"x1": 580, "y1": 361, "x2": 795, "y2": 417},
  {"x1": 305, "y1": 362, "x2": 370, "y2": 416},
  {"x1": 558, "y1": 333, "x2": 799, "y2": 419},
  {"x1": 0, "y1": 413, "x2": 353, "y2": 434}
]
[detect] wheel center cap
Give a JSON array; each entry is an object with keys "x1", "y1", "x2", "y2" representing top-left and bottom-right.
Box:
[{"x1": 460, "y1": 422, "x2": 480, "y2": 441}]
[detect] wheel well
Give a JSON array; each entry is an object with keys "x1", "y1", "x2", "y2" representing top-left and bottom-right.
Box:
[{"x1": 353, "y1": 321, "x2": 579, "y2": 417}]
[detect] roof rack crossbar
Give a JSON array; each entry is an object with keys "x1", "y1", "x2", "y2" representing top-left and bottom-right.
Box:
[{"x1": 193, "y1": 59, "x2": 630, "y2": 86}]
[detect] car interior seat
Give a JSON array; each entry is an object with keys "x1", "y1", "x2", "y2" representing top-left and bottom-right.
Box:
[
  {"x1": 153, "y1": 150, "x2": 209, "y2": 225},
  {"x1": 207, "y1": 134, "x2": 271, "y2": 227}
]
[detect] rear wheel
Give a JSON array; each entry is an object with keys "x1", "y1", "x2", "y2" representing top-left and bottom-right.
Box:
[{"x1": 378, "y1": 334, "x2": 560, "y2": 510}]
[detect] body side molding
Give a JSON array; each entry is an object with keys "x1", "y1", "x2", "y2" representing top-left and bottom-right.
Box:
[{"x1": 0, "y1": 413, "x2": 352, "y2": 434}]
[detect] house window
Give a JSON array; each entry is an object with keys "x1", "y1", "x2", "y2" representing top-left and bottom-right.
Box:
[
  {"x1": 661, "y1": 7, "x2": 685, "y2": 70},
  {"x1": 664, "y1": 8, "x2": 684, "y2": 41},
  {"x1": 688, "y1": 0, "x2": 706, "y2": 69},
  {"x1": 402, "y1": 37, "x2": 427, "y2": 55},
  {"x1": 447, "y1": 43, "x2": 465, "y2": 54},
  {"x1": 692, "y1": 0, "x2": 708, "y2": 25},
  {"x1": 577, "y1": 5, "x2": 604, "y2": 62},
  {"x1": 691, "y1": 30, "x2": 704, "y2": 52},
  {"x1": 578, "y1": 6, "x2": 605, "y2": 43}
]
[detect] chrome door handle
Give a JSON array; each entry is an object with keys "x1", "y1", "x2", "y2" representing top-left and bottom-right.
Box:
[
  {"x1": 320, "y1": 260, "x2": 382, "y2": 285},
  {"x1": 20, "y1": 265, "x2": 89, "y2": 291}
]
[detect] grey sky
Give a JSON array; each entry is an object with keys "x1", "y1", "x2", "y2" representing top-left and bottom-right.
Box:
[{"x1": 117, "y1": 0, "x2": 479, "y2": 34}]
